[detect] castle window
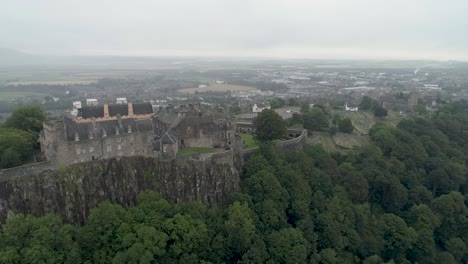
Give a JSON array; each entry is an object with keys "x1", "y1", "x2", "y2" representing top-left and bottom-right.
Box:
[
  {"x1": 115, "y1": 127, "x2": 119, "y2": 135},
  {"x1": 102, "y1": 129, "x2": 107, "y2": 137},
  {"x1": 117, "y1": 144, "x2": 121, "y2": 150},
  {"x1": 89, "y1": 146, "x2": 94, "y2": 152},
  {"x1": 74, "y1": 132, "x2": 79, "y2": 141},
  {"x1": 128, "y1": 125, "x2": 132, "y2": 133},
  {"x1": 107, "y1": 145, "x2": 112, "y2": 152}
]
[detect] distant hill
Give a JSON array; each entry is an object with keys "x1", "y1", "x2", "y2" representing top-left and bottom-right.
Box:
[
  {"x1": 0, "y1": 48, "x2": 180, "y2": 67},
  {"x1": 0, "y1": 48, "x2": 44, "y2": 66}
]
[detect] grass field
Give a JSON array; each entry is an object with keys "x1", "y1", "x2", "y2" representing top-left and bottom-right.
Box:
[
  {"x1": 332, "y1": 132, "x2": 370, "y2": 149},
  {"x1": 308, "y1": 132, "x2": 338, "y2": 152},
  {"x1": 176, "y1": 147, "x2": 216, "y2": 157},
  {"x1": 178, "y1": 84, "x2": 254, "y2": 94},
  {"x1": 332, "y1": 110, "x2": 404, "y2": 134},
  {"x1": 0, "y1": 92, "x2": 46, "y2": 100},
  {"x1": 6, "y1": 80, "x2": 97, "y2": 86},
  {"x1": 385, "y1": 111, "x2": 405, "y2": 126},
  {"x1": 239, "y1": 133, "x2": 259, "y2": 149},
  {"x1": 332, "y1": 110, "x2": 375, "y2": 134}
]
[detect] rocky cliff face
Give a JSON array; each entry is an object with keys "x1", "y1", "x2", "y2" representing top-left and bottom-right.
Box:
[{"x1": 0, "y1": 150, "x2": 242, "y2": 224}]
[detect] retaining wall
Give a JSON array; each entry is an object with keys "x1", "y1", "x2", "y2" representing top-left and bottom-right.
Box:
[
  {"x1": 0, "y1": 161, "x2": 55, "y2": 183},
  {"x1": 242, "y1": 129, "x2": 308, "y2": 160}
]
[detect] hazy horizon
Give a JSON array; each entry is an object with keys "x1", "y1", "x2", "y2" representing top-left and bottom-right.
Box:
[{"x1": 2, "y1": 0, "x2": 468, "y2": 61}]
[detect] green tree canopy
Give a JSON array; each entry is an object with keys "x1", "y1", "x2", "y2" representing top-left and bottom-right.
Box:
[
  {"x1": 3, "y1": 106, "x2": 46, "y2": 133},
  {"x1": 303, "y1": 107, "x2": 329, "y2": 131},
  {"x1": 359, "y1": 96, "x2": 379, "y2": 111},
  {"x1": 338, "y1": 117, "x2": 354, "y2": 133},
  {"x1": 253, "y1": 109, "x2": 287, "y2": 142}
]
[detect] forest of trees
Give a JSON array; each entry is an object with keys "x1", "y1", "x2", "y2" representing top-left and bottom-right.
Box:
[{"x1": 0, "y1": 101, "x2": 467, "y2": 263}]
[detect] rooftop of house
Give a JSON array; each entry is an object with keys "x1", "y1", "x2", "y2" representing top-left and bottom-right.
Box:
[
  {"x1": 254, "y1": 102, "x2": 270, "y2": 108},
  {"x1": 63, "y1": 115, "x2": 154, "y2": 141},
  {"x1": 77, "y1": 102, "x2": 154, "y2": 120}
]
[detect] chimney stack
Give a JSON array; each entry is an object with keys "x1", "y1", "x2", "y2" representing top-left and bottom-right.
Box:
[
  {"x1": 104, "y1": 104, "x2": 109, "y2": 118},
  {"x1": 128, "y1": 103, "x2": 134, "y2": 116}
]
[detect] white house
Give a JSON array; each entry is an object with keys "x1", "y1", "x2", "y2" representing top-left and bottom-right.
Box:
[
  {"x1": 86, "y1": 98, "x2": 98, "y2": 106},
  {"x1": 116, "y1": 97, "x2": 128, "y2": 104},
  {"x1": 252, "y1": 103, "x2": 271, "y2": 113},
  {"x1": 72, "y1": 101, "x2": 82, "y2": 110},
  {"x1": 345, "y1": 103, "x2": 359, "y2": 112}
]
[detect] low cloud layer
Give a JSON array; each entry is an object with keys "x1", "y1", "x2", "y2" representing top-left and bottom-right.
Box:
[{"x1": 2, "y1": 0, "x2": 467, "y2": 60}]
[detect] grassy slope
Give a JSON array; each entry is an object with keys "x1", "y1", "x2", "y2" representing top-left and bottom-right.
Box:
[
  {"x1": 239, "y1": 133, "x2": 259, "y2": 149},
  {"x1": 176, "y1": 147, "x2": 216, "y2": 157}
]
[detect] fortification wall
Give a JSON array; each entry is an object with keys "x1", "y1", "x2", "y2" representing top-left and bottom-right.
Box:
[
  {"x1": 0, "y1": 162, "x2": 55, "y2": 183},
  {"x1": 175, "y1": 116, "x2": 235, "y2": 149},
  {"x1": 51, "y1": 131, "x2": 154, "y2": 166},
  {"x1": 276, "y1": 129, "x2": 308, "y2": 152},
  {"x1": 242, "y1": 129, "x2": 308, "y2": 160}
]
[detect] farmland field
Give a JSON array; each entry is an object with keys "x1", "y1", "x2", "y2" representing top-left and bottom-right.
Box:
[
  {"x1": 178, "y1": 84, "x2": 254, "y2": 94},
  {"x1": 0, "y1": 92, "x2": 47, "y2": 100},
  {"x1": 6, "y1": 80, "x2": 97, "y2": 86}
]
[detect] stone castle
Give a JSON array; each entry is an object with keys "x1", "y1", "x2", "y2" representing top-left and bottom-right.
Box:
[{"x1": 40, "y1": 100, "x2": 236, "y2": 166}]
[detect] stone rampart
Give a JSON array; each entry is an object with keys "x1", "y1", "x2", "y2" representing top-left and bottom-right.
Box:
[
  {"x1": 242, "y1": 129, "x2": 308, "y2": 160},
  {"x1": 0, "y1": 161, "x2": 55, "y2": 183}
]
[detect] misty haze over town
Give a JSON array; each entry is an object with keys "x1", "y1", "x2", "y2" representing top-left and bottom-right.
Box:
[{"x1": 0, "y1": 1, "x2": 468, "y2": 264}]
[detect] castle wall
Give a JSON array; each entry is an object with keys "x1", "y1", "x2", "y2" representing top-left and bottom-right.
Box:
[
  {"x1": 276, "y1": 129, "x2": 308, "y2": 152},
  {"x1": 174, "y1": 116, "x2": 236, "y2": 149},
  {"x1": 53, "y1": 131, "x2": 155, "y2": 166},
  {"x1": 0, "y1": 161, "x2": 54, "y2": 183},
  {"x1": 242, "y1": 129, "x2": 308, "y2": 160},
  {"x1": 41, "y1": 120, "x2": 155, "y2": 166}
]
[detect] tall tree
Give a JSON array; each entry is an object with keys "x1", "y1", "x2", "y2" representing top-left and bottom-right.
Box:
[
  {"x1": 225, "y1": 202, "x2": 256, "y2": 260},
  {"x1": 303, "y1": 107, "x2": 329, "y2": 131},
  {"x1": 253, "y1": 109, "x2": 287, "y2": 142},
  {"x1": 3, "y1": 106, "x2": 46, "y2": 133}
]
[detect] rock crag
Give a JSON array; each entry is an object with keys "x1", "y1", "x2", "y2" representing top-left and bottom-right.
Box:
[{"x1": 0, "y1": 150, "x2": 242, "y2": 224}]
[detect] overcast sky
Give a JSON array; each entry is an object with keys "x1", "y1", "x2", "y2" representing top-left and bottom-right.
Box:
[{"x1": 2, "y1": 0, "x2": 468, "y2": 60}]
